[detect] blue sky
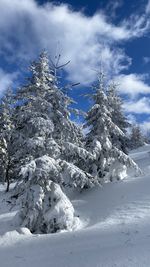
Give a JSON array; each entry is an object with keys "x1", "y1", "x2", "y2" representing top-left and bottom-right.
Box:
[{"x1": 0, "y1": 0, "x2": 150, "y2": 132}]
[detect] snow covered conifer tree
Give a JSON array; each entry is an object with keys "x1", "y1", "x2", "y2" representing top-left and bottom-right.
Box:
[
  {"x1": 11, "y1": 52, "x2": 59, "y2": 174},
  {"x1": 11, "y1": 51, "x2": 96, "y2": 233},
  {"x1": 129, "y1": 124, "x2": 145, "y2": 149},
  {"x1": 107, "y1": 82, "x2": 130, "y2": 153},
  {"x1": 0, "y1": 88, "x2": 15, "y2": 191},
  {"x1": 85, "y1": 72, "x2": 139, "y2": 182},
  {"x1": 11, "y1": 51, "x2": 95, "y2": 190}
]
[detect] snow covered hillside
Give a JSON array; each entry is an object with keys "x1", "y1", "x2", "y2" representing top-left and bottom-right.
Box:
[{"x1": 1, "y1": 145, "x2": 150, "y2": 267}]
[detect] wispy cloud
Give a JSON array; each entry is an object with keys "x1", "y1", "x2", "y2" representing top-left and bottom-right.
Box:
[
  {"x1": 123, "y1": 97, "x2": 150, "y2": 114},
  {"x1": 0, "y1": 69, "x2": 17, "y2": 95},
  {"x1": 0, "y1": 0, "x2": 149, "y2": 85},
  {"x1": 105, "y1": 0, "x2": 123, "y2": 19},
  {"x1": 115, "y1": 74, "x2": 150, "y2": 98}
]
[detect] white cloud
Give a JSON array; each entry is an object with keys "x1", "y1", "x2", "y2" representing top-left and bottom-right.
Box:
[
  {"x1": 123, "y1": 97, "x2": 150, "y2": 114},
  {"x1": 122, "y1": 14, "x2": 150, "y2": 39},
  {"x1": 0, "y1": 0, "x2": 149, "y2": 84},
  {"x1": 0, "y1": 69, "x2": 17, "y2": 95},
  {"x1": 115, "y1": 74, "x2": 150, "y2": 97}
]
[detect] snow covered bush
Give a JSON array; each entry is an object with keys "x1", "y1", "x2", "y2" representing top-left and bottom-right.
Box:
[
  {"x1": 13, "y1": 155, "x2": 80, "y2": 233},
  {"x1": 16, "y1": 181, "x2": 79, "y2": 233}
]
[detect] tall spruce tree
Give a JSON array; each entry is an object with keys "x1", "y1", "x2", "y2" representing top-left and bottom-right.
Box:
[
  {"x1": 85, "y1": 73, "x2": 139, "y2": 182},
  {"x1": 11, "y1": 51, "x2": 96, "y2": 233},
  {"x1": 107, "y1": 82, "x2": 130, "y2": 154},
  {"x1": 12, "y1": 51, "x2": 95, "y2": 190}
]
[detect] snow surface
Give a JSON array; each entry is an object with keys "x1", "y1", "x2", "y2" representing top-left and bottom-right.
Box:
[{"x1": 1, "y1": 145, "x2": 150, "y2": 266}]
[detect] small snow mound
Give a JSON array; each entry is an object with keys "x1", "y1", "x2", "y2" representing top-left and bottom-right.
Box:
[{"x1": 0, "y1": 229, "x2": 27, "y2": 247}]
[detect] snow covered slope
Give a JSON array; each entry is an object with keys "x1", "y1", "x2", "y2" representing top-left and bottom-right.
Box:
[{"x1": 1, "y1": 145, "x2": 150, "y2": 267}]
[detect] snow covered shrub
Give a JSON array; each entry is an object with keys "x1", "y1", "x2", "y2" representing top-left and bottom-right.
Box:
[
  {"x1": 13, "y1": 155, "x2": 80, "y2": 233},
  {"x1": 16, "y1": 181, "x2": 79, "y2": 233}
]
